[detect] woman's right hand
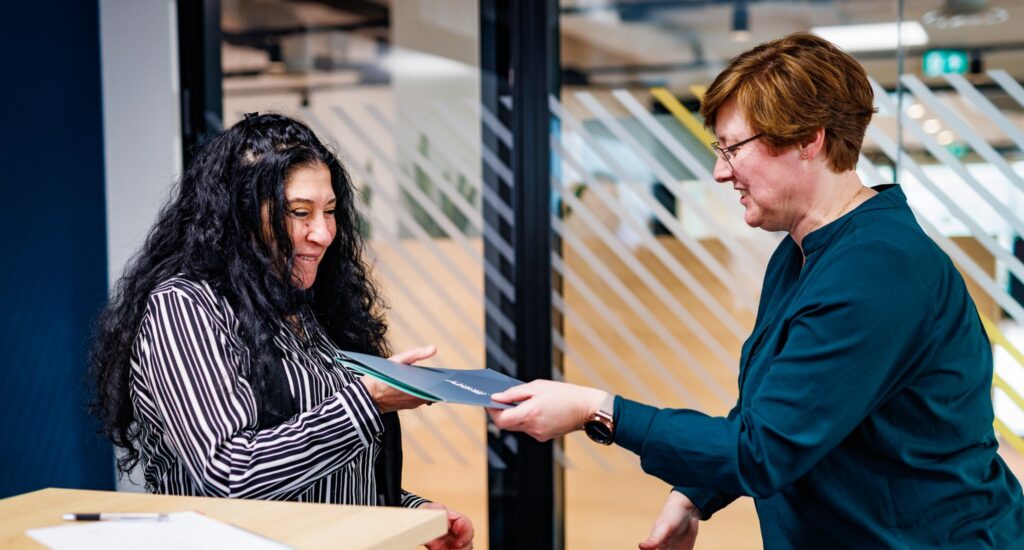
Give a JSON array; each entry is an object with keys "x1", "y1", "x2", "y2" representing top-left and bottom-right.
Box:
[
  {"x1": 487, "y1": 380, "x2": 608, "y2": 442},
  {"x1": 360, "y1": 376, "x2": 431, "y2": 413},
  {"x1": 360, "y1": 345, "x2": 439, "y2": 413}
]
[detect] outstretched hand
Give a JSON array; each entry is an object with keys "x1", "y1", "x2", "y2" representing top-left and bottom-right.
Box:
[
  {"x1": 421, "y1": 502, "x2": 474, "y2": 550},
  {"x1": 638, "y1": 491, "x2": 700, "y2": 550},
  {"x1": 487, "y1": 380, "x2": 608, "y2": 442}
]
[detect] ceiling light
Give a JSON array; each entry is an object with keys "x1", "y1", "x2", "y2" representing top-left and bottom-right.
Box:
[
  {"x1": 381, "y1": 48, "x2": 475, "y2": 80},
  {"x1": 810, "y1": 21, "x2": 929, "y2": 52},
  {"x1": 937, "y1": 130, "x2": 955, "y2": 145},
  {"x1": 906, "y1": 103, "x2": 926, "y2": 119},
  {"x1": 922, "y1": 118, "x2": 942, "y2": 134}
]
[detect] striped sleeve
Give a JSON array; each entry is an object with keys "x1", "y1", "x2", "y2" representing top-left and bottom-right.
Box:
[
  {"x1": 401, "y1": 490, "x2": 429, "y2": 508},
  {"x1": 134, "y1": 285, "x2": 384, "y2": 499}
]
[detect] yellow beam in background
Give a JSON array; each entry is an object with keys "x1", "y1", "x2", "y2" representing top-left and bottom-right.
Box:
[
  {"x1": 994, "y1": 374, "x2": 1024, "y2": 413},
  {"x1": 981, "y1": 313, "x2": 1024, "y2": 369},
  {"x1": 650, "y1": 87, "x2": 716, "y2": 154},
  {"x1": 689, "y1": 85, "x2": 708, "y2": 100},
  {"x1": 981, "y1": 312, "x2": 1024, "y2": 451},
  {"x1": 995, "y1": 418, "x2": 1024, "y2": 455}
]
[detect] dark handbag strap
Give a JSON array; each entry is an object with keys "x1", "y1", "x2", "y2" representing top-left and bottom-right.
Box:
[
  {"x1": 256, "y1": 355, "x2": 299, "y2": 430},
  {"x1": 375, "y1": 412, "x2": 404, "y2": 506}
]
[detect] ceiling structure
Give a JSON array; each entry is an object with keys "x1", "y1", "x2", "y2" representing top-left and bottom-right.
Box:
[
  {"x1": 223, "y1": 1, "x2": 1024, "y2": 90},
  {"x1": 560, "y1": 0, "x2": 1024, "y2": 92},
  {"x1": 220, "y1": 0, "x2": 1024, "y2": 153}
]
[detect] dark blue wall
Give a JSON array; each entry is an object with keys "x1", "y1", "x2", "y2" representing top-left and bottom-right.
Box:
[{"x1": 0, "y1": 2, "x2": 115, "y2": 496}]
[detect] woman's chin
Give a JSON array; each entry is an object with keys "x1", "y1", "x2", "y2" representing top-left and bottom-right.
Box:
[
  {"x1": 743, "y1": 209, "x2": 762, "y2": 228},
  {"x1": 293, "y1": 269, "x2": 317, "y2": 290}
]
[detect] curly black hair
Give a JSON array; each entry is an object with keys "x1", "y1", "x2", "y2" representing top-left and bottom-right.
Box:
[{"x1": 90, "y1": 114, "x2": 390, "y2": 474}]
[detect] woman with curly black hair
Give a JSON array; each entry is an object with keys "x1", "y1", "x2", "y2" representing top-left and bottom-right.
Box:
[{"x1": 90, "y1": 113, "x2": 472, "y2": 549}]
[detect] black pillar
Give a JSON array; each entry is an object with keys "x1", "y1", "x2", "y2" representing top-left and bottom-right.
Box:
[
  {"x1": 177, "y1": 0, "x2": 223, "y2": 163},
  {"x1": 481, "y1": 0, "x2": 563, "y2": 548},
  {"x1": 1011, "y1": 237, "x2": 1024, "y2": 309}
]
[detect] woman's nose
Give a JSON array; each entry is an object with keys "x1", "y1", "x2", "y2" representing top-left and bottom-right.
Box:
[
  {"x1": 712, "y1": 155, "x2": 734, "y2": 183},
  {"x1": 307, "y1": 215, "x2": 334, "y2": 246}
]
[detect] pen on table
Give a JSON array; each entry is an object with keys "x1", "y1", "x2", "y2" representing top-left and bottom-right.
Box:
[{"x1": 62, "y1": 513, "x2": 170, "y2": 521}]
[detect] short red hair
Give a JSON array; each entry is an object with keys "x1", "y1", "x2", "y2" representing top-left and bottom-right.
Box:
[{"x1": 700, "y1": 32, "x2": 876, "y2": 173}]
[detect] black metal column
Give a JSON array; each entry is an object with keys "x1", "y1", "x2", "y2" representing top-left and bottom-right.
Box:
[
  {"x1": 177, "y1": 0, "x2": 223, "y2": 164},
  {"x1": 481, "y1": 1, "x2": 562, "y2": 548}
]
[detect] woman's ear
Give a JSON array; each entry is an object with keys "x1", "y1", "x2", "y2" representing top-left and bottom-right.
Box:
[{"x1": 801, "y1": 127, "x2": 827, "y2": 160}]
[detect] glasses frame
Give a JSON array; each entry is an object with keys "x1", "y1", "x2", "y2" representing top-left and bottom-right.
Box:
[{"x1": 711, "y1": 133, "x2": 764, "y2": 171}]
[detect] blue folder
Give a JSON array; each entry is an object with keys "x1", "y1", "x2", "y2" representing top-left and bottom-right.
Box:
[{"x1": 335, "y1": 351, "x2": 523, "y2": 409}]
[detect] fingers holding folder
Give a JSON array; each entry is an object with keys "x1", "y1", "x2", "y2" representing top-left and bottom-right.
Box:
[
  {"x1": 337, "y1": 348, "x2": 522, "y2": 409},
  {"x1": 358, "y1": 345, "x2": 439, "y2": 413}
]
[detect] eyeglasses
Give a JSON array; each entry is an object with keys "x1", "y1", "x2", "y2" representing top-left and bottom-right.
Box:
[{"x1": 711, "y1": 133, "x2": 763, "y2": 171}]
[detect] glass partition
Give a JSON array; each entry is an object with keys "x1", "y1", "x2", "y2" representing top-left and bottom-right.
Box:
[{"x1": 555, "y1": 0, "x2": 1024, "y2": 547}]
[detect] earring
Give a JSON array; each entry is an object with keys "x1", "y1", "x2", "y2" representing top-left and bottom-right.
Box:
[{"x1": 801, "y1": 151, "x2": 808, "y2": 160}]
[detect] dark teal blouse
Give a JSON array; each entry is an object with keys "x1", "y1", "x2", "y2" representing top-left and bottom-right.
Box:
[{"x1": 614, "y1": 185, "x2": 1024, "y2": 548}]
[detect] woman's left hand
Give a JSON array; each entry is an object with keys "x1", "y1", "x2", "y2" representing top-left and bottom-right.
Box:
[
  {"x1": 420, "y1": 502, "x2": 474, "y2": 550},
  {"x1": 487, "y1": 380, "x2": 608, "y2": 442},
  {"x1": 638, "y1": 491, "x2": 700, "y2": 550}
]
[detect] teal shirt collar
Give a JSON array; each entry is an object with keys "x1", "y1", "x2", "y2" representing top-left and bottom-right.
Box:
[{"x1": 801, "y1": 184, "x2": 905, "y2": 256}]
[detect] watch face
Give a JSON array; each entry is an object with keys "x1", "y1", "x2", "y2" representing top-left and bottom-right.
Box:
[{"x1": 584, "y1": 420, "x2": 613, "y2": 444}]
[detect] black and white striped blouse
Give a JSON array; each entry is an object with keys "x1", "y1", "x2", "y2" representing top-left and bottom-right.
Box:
[{"x1": 129, "y1": 276, "x2": 426, "y2": 507}]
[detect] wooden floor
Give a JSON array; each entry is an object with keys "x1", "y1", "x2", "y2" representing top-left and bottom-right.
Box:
[{"x1": 372, "y1": 236, "x2": 1024, "y2": 549}]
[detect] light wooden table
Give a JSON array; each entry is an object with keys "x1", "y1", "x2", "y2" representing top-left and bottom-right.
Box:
[{"x1": 0, "y1": 488, "x2": 447, "y2": 549}]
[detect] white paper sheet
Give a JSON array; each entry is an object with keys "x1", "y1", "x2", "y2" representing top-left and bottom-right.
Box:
[{"x1": 26, "y1": 511, "x2": 289, "y2": 549}]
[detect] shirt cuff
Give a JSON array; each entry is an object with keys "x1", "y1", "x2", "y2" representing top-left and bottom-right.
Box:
[
  {"x1": 613, "y1": 395, "x2": 658, "y2": 455},
  {"x1": 672, "y1": 486, "x2": 737, "y2": 521},
  {"x1": 335, "y1": 381, "x2": 385, "y2": 447},
  {"x1": 401, "y1": 490, "x2": 430, "y2": 509}
]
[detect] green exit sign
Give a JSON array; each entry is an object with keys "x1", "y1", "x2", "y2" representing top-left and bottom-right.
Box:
[
  {"x1": 947, "y1": 142, "x2": 968, "y2": 158},
  {"x1": 923, "y1": 49, "x2": 969, "y2": 77}
]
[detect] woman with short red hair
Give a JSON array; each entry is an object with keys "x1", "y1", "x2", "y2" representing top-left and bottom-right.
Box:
[{"x1": 489, "y1": 33, "x2": 1024, "y2": 549}]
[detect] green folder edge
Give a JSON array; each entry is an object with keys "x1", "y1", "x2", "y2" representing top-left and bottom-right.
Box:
[{"x1": 334, "y1": 358, "x2": 442, "y2": 402}]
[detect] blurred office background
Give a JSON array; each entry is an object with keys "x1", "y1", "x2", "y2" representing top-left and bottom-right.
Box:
[{"x1": 4, "y1": 0, "x2": 1024, "y2": 548}]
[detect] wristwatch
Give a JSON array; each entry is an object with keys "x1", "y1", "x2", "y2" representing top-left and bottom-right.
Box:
[{"x1": 583, "y1": 394, "x2": 615, "y2": 445}]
